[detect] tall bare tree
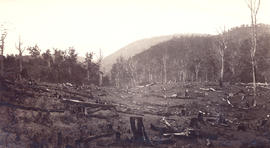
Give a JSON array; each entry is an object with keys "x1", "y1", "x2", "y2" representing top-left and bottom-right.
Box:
[
  {"x1": 0, "y1": 25, "x2": 7, "y2": 77},
  {"x1": 246, "y1": 0, "x2": 261, "y2": 107},
  {"x1": 85, "y1": 52, "x2": 94, "y2": 82},
  {"x1": 97, "y1": 48, "x2": 103, "y2": 67},
  {"x1": 127, "y1": 58, "x2": 137, "y2": 87},
  {"x1": 15, "y1": 36, "x2": 25, "y2": 81},
  {"x1": 216, "y1": 27, "x2": 228, "y2": 87},
  {"x1": 162, "y1": 48, "x2": 168, "y2": 84}
]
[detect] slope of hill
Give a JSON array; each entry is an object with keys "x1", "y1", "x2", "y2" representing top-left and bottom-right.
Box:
[
  {"x1": 101, "y1": 35, "x2": 177, "y2": 74},
  {"x1": 109, "y1": 24, "x2": 270, "y2": 87}
]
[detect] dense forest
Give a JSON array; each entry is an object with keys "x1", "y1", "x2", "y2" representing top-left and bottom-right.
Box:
[
  {"x1": 110, "y1": 24, "x2": 270, "y2": 88},
  {"x1": 1, "y1": 46, "x2": 106, "y2": 85}
]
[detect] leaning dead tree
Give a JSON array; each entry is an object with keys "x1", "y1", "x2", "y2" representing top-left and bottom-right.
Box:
[
  {"x1": 216, "y1": 27, "x2": 228, "y2": 87},
  {"x1": 246, "y1": 0, "x2": 260, "y2": 107},
  {"x1": 0, "y1": 25, "x2": 7, "y2": 77},
  {"x1": 15, "y1": 36, "x2": 25, "y2": 81}
]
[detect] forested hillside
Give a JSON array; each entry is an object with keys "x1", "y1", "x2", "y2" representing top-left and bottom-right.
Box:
[
  {"x1": 3, "y1": 47, "x2": 104, "y2": 85},
  {"x1": 110, "y1": 24, "x2": 270, "y2": 88}
]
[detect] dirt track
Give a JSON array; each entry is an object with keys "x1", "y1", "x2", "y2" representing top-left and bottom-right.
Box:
[{"x1": 1, "y1": 78, "x2": 270, "y2": 147}]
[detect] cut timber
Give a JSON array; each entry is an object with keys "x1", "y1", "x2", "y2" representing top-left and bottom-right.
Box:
[
  {"x1": 163, "y1": 128, "x2": 197, "y2": 138},
  {"x1": 0, "y1": 102, "x2": 64, "y2": 113},
  {"x1": 61, "y1": 98, "x2": 115, "y2": 109},
  {"x1": 200, "y1": 88, "x2": 216, "y2": 92}
]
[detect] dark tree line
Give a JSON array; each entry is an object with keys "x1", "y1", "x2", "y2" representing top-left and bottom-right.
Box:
[
  {"x1": 3, "y1": 46, "x2": 105, "y2": 85},
  {"x1": 110, "y1": 24, "x2": 270, "y2": 88}
]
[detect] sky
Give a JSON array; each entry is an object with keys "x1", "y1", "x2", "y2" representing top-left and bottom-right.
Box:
[{"x1": 0, "y1": 0, "x2": 270, "y2": 58}]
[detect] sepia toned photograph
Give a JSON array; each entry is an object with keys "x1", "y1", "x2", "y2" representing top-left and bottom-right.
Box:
[{"x1": 0, "y1": 0, "x2": 270, "y2": 147}]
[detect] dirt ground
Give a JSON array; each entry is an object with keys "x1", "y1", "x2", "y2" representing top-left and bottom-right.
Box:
[{"x1": 1, "y1": 78, "x2": 270, "y2": 148}]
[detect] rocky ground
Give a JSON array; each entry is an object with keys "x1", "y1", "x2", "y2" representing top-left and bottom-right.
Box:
[{"x1": 1, "y1": 77, "x2": 270, "y2": 148}]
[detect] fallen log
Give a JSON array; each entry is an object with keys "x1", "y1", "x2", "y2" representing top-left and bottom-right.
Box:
[
  {"x1": 169, "y1": 95, "x2": 195, "y2": 99},
  {"x1": 39, "y1": 84, "x2": 93, "y2": 99},
  {"x1": 61, "y1": 98, "x2": 115, "y2": 109},
  {"x1": 79, "y1": 132, "x2": 115, "y2": 143},
  {"x1": 200, "y1": 87, "x2": 216, "y2": 92},
  {"x1": 152, "y1": 137, "x2": 175, "y2": 145},
  {"x1": 87, "y1": 114, "x2": 119, "y2": 119},
  {"x1": 116, "y1": 110, "x2": 144, "y2": 116},
  {"x1": 0, "y1": 102, "x2": 64, "y2": 113}
]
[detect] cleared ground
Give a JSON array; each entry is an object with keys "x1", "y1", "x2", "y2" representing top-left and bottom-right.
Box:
[{"x1": 1, "y1": 78, "x2": 270, "y2": 147}]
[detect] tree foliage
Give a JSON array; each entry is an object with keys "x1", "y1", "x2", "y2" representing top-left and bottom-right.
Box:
[{"x1": 3, "y1": 47, "x2": 101, "y2": 85}]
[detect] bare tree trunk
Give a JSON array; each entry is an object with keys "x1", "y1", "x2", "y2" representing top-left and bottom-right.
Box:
[
  {"x1": 0, "y1": 28, "x2": 7, "y2": 77},
  {"x1": 0, "y1": 55, "x2": 3, "y2": 77},
  {"x1": 19, "y1": 55, "x2": 22, "y2": 80},
  {"x1": 205, "y1": 71, "x2": 208, "y2": 82},
  {"x1": 99, "y1": 72, "x2": 103, "y2": 86},
  {"x1": 116, "y1": 72, "x2": 120, "y2": 88},
  {"x1": 195, "y1": 63, "x2": 200, "y2": 81},
  {"x1": 0, "y1": 39, "x2": 4, "y2": 77},
  {"x1": 87, "y1": 69, "x2": 90, "y2": 81},
  {"x1": 68, "y1": 67, "x2": 71, "y2": 76},
  {"x1": 247, "y1": 0, "x2": 260, "y2": 107},
  {"x1": 220, "y1": 54, "x2": 224, "y2": 87},
  {"x1": 217, "y1": 27, "x2": 227, "y2": 87},
  {"x1": 47, "y1": 59, "x2": 51, "y2": 69},
  {"x1": 16, "y1": 37, "x2": 25, "y2": 81},
  {"x1": 195, "y1": 69, "x2": 199, "y2": 81},
  {"x1": 231, "y1": 67, "x2": 235, "y2": 77},
  {"x1": 251, "y1": 57, "x2": 257, "y2": 106},
  {"x1": 162, "y1": 52, "x2": 168, "y2": 84},
  {"x1": 183, "y1": 70, "x2": 186, "y2": 82},
  {"x1": 87, "y1": 62, "x2": 90, "y2": 81},
  {"x1": 178, "y1": 71, "x2": 181, "y2": 82},
  {"x1": 163, "y1": 58, "x2": 166, "y2": 84}
]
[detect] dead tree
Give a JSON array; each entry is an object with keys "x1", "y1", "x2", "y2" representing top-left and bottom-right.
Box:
[
  {"x1": 216, "y1": 27, "x2": 228, "y2": 87},
  {"x1": 0, "y1": 25, "x2": 7, "y2": 77},
  {"x1": 97, "y1": 48, "x2": 103, "y2": 67},
  {"x1": 127, "y1": 59, "x2": 137, "y2": 87},
  {"x1": 246, "y1": 0, "x2": 261, "y2": 107},
  {"x1": 194, "y1": 61, "x2": 201, "y2": 82},
  {"x1": 85, "y1": 52, "x2": 93, "y2": 82},
  {"x1": 178, "y1": 59, "x2": 187, "y2": 82},
  {"x1": 15, "y1": 36, "x2": 25, "y2": 81},
  {"x1": 97, "y1": 49, "x2": 103, "y2": 86},
  {"x1": 162, "y1": 48, "x2": 168, "y2": 84}
]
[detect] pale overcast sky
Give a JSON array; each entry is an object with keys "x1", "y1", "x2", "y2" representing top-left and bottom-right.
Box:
[{"x1": 0, "y1": 0, "x2": 270, "y2": 57}]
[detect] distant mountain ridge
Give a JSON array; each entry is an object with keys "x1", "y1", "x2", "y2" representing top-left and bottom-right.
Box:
[{"x1": 101, "y1": 35, "x2": 178, "y2": 74}]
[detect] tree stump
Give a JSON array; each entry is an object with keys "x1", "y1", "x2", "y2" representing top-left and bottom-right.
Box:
[{"x1": 129, "y1": 117, "x2": 150, "y2": 144}]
